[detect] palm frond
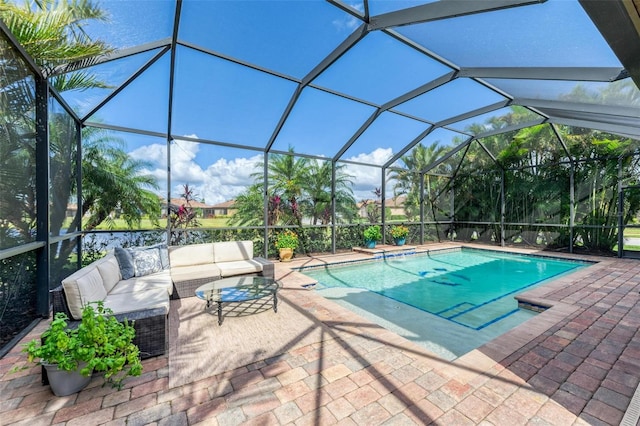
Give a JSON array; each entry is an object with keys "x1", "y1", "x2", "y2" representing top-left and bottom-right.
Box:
[
  {"x1": 50, "y1": 71, "x2": 112, "y2": 92},
  {"x1": 0, "y1": 0, "x2": 112, "y2": 88}
]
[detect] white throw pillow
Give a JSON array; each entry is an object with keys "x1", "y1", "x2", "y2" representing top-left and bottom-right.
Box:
[{"x1": 130, "y1": 248, "x2": 163, "y2": 277}]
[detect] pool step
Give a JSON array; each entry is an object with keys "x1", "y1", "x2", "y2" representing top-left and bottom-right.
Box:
[
  {"x1": 437, "y1": 302, "x2": 475, "y2": 318},
  {"x1": 437, "y1": 299, "x2": 520, "y2": 330},
  {"x1": 352, "y1": 244, "x2": 416, "y2": 259}
]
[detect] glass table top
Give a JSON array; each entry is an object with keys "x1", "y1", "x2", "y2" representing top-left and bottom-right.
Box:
[{"x1": 195, "y1": 276, "x2": 280, "y2": 303}]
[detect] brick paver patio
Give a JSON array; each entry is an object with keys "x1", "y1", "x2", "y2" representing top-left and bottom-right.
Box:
[{"x1": 2, "y1": 243, "x2": 639, "y2": 425}]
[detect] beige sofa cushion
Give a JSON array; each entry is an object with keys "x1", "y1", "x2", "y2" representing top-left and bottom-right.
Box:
[
  {"x1": 102, "y1": 288, "x2": 170, "y2": 316},
  {"x1": 213, "y1": 241, "x2": 253, "y2": 263},
  {"x1": 96, "y1": 254, "x2": 121, "y2": 293},
  {"x1": 171, "y1": 264, "x2": 221, "y2": 284},
  {"x1": 217, "y1": 259, "x2": 263, "y2": 277},
  {"x1": 169, "y1": 243, "x2": 214, "y2": 267},
  {"x1": 109, "y1": 269, "x2": 173, "y2": 295},
  {"x1": 62, "y1": 267, "x2": 108, "y2": 320}
]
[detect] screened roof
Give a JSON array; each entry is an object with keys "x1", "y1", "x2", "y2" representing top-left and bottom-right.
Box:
[{"x1": 52, "y1": 0, "x2": 640, "y2": 172}]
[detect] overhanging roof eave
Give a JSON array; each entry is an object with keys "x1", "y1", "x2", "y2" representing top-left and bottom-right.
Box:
[{"x1": 458, "y1": 66, "x2": 628, "y2": 82}]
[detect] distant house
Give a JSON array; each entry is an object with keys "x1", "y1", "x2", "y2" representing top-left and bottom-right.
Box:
[
  {"x1": 210, "y1": 200, "x2": 237, "y2": 217},
  {"x1": 163, "y1": 198, "x2": 216, "y2": 218},
  {"x1": 357, "y1": 196, "x2": 407, "y2": 219},
  {"x1": 65, "y1": 203, "x2": 78, "y2": 218},
  {"x1": 385, "y1": 196, "x2": 407, "y2": 217}
]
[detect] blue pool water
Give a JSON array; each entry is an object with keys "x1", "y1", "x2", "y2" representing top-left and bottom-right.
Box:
[{"x1": 301, "y1": 248, "x2": 588, "y2": 331}]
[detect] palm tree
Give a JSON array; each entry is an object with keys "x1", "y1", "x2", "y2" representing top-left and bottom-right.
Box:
[
  {"x1": 49, "y1": 126, "x2": 161, "y2": 275},
  {"x1": 389, "y1": 142, "x2": 447, "y2": 221},
  {"x1": 302, "y1": 160, "x2": 357, "y2": 225},
  {"x1": 1, "y1": 0, "x2": 115, "y2": 244},
  {"x1": 80, "y1": 128, "x2": 160, "y2": 231},
  {"x1": 0, "y1": 0, "x2": 112, "y2": 92},
  {"x1": 228, "y1": 183, "x2": 265, "y2": 227},
  {"x1": 251, "y1": 147, "x2": 310, "y2": 226},
  {"x1": 1, "y1": 0, "x2": 163, "y2": 271}
]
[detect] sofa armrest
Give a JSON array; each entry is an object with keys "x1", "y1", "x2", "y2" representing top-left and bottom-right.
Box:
[
  {"x1": 254, "y1": 257, "x2": 274, "y2": 279},
  {"x1": 51, "y1": 285, "x2": 73, "y2": 319}
]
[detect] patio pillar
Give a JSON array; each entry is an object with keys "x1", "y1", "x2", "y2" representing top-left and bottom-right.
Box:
[
  {"x1": 420, "y1": 172, "x2": 425, "y2": 244},
  {"x1": 618, "y1": 157, "x2": 624, "y2": 258},
  {"x1": 569, "y1": 162, "x2": 575, "y2": 254},
  {"x1": 263, "y1": 151, "x2": 269, "y2": 258},
  {"x1": 500, "y1": 169, "x2": 505, "y2": 247},
  {"x1": 381, "y1": 166, "x2": 386, "y2": 241},
  {"x1": 331, "y1": 161, "x2": 336, "y2": 254},
  {"x1": 35, "y1": 75, "x2": 50, "y2": 317}
]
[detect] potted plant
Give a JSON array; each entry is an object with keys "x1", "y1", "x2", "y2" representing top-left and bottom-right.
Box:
[
  {"x1": 22, "y1": 302, "x2": 142, "y2": 396},
  {"x1": 363, "y1": 225, "x2": 382, "y2": 249},
  {"x1": 390, "y1": 224, "x2": 409, "y2": 246},
  {"x1": 275, "y1": 230, "x2": 299, "y2": 262}
]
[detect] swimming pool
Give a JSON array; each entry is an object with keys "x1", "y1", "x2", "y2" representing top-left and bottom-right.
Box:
[{"x1": 300, "y1": 248, "x2": 589, "y2": 359}]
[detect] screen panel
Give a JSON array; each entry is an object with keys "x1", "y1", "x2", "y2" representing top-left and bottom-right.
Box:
[
  {"x1": 81, "y1": 127, "x2": 166, "y2": 232},
  {"x1": 49, "y1": 97, "x2": 79, "y2": 237},
  {"x1": 0, "y1": 34, "x2": 37, "y2": 250},
  {"x1": 0, "y1": 251, "x2": 38, "y2": 350},
  {"x1": 272, "y1": 87, "x2": 376, "y2": 156},
  {"x1": 172, "y1": 46, "x2": 297, "y2": 148},
  {"x1": 395, "y1": 0, "x2": 621, "y2": 68},
  {"x1": 179, "y1": 0, "x2": 355, "y2": 78}
]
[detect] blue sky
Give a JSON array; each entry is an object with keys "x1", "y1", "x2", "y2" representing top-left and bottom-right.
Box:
[{"x1": 58, "y1": 0, "x2": 631, "y2": 205}]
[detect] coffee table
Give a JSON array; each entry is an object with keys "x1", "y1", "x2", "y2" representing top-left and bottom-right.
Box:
[{"x1": 195, "y1": 276, "x2": 281, "y2": 325}]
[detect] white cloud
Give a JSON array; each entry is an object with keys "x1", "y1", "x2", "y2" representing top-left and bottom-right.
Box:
[
  {"x1": 129, "y1": 142, "x2": 393, "y2": 206},
  {"x1": 342, "y1": 148, "x2": 391, "y2": 200},
  {"x1": 345, "y1": 147, "x2": 393, "y2": 166},
  {"x1": 130, "y1": 139, "x2": 264, "y2": 205},
  {"x1": 347, "y1": 1, "x2": 364, "y2": 13},
  {"x1": 332, "y1": 14, "x2": 360, "y2": 32},
  {"x1": 332, "y1": 2, "x2": 364, "y2": 31},
  {"x1": 199, "y1": 155, "x2": 263, "y2": 204}
]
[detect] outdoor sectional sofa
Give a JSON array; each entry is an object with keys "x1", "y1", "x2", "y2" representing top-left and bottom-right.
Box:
[{"x1": 51, "y1": 240, "x2": 274, "y2": 359}]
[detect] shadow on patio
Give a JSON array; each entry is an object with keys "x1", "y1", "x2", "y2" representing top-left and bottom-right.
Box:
[{"x1": 1, "y1": 245, "x2": 639, "y2": 425}]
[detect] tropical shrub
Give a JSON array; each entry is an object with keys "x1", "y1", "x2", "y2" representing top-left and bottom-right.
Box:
[{"x1": 275, "y1": 230, "x2": 299, "y2": 249}]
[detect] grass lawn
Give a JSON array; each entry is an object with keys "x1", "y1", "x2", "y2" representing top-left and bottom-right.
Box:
[
  {"x1": 624, "y1": 227, "x2": 640, "y2": 237},
  {"x1": 88, "y1": 217, "x2": 231, "y2": 230}
]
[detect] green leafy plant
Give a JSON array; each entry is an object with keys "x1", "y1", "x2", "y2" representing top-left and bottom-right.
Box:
[
  {"x1": 22, "y1": 302, "x2": 142, "y2": 389},
  {"x1": 390, "y1": 225, "x2": 409, "y2": 239},
  {"x1": 275, "y1": 230, "x2": 299, "y2": 249},
  {"x1": 24, "y1": 312, "x2": 88, "y2": 373},
  {"x1": 363, "y1": 225, "x2": 382, "y2": 242}
]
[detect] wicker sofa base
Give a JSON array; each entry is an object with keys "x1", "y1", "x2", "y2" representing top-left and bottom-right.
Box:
[{"x1": 50, "y1": 286, "x2": 168, "y2": 360}]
